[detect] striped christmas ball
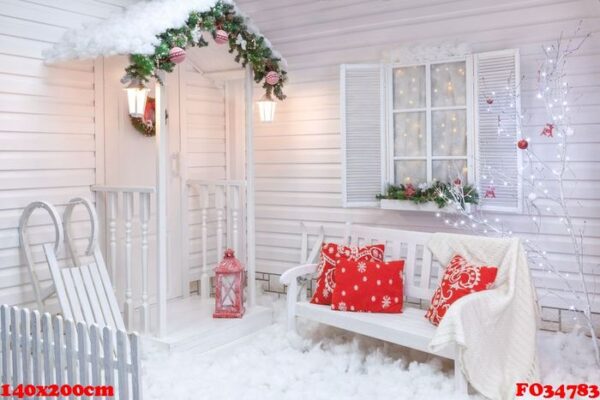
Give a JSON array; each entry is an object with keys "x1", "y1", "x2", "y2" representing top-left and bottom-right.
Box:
[
  {"x1": 265, "y1": 71, "x2": 280, "y2": 86},
  {"x1": 168, "y1": 47, "x2": 186, "y2": 64},
  {"x1": 215, "y1": 29, "x2": 229, "y2": 45}
]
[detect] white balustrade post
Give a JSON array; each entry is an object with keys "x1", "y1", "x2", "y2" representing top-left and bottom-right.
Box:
[
  {"x1": 232, "y1": 185, "x2": 240, "y2": 255},
  {"x1": 216, "y1": 185, "x2": 225, "y2": 260},
  {"x1": 245, "y1": 65, "x2": 257, "y2": 307},
  {"x1": 155, "y1": 77, "x2": 168, "y2": 337},
  {"x1": 200, "y1": 185, "x2": 210, "y2": 299},
  {"x1": 123, "y1": 192, "x2": 134, "y2": 329},
  {"x1": 108, "y1": 192, "x2": 118, "y2": 286},
  {"x1": 139, "y1": 193, "x2": 150, "y2": 334}
]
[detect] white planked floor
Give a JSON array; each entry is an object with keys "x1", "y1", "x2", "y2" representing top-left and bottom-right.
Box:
[{"x1": 143, "y1": 296, "x2": 273, "y2": 353}]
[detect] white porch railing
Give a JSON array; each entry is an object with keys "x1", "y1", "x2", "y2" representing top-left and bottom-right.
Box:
[
  {"x1": 92, "y1": 186, "x2": 155, "y2": 335},
  {"x1": 185, "y1": 180, "x2": 246, "y2": 300},
  {"x1": 0, "y1": 304, "x2": 141, "y2": 400}
]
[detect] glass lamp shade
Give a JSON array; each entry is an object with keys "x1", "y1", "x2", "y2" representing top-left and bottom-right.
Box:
[
  {"x1": 125, "y1": 81, "x2": 149, "y2": 118},
  {"x1": 258, "y1": 95, "x2": 277, "y2": 123}
]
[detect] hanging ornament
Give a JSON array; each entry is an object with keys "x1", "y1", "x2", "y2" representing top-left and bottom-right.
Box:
[
  {"x1": 169, "y1": 47, "x2": 186, "y2": 64},
  {"x1": 265, "y1": 71, "x2": 280, "y2": 86},
  {"x1": 404, "y1": 183, "x2": 416, "y2": 198},
  {"x1": 484, "y1": 186, "x2": 496, "y2": 198},
  {"x1": 453, "y1": 178, "x2": 462, "y2": 186},
  {"x1": 540, "y1": 123, "x2": 554, "y2": 137},
  {"x1": 215, "y1": 29, "x2": 229, "y2": 45},
  {"x1": 485, "y1": 96, "x2": 494, "y2": 105},
  {"x1": 517, "y1": 139, "x2": 529, "y2": 150}
]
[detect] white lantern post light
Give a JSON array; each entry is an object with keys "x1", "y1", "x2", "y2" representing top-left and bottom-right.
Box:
[
  {"x1": 257, "y1": 94, "x2": 276, "y2": 123},
  {"x1": 125, "y1": 80, "x2": 149, "y2": 117}
]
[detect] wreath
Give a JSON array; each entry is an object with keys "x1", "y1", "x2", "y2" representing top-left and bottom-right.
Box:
[{"x1": 129, "y1": 96, "x2": 156, "y2": 137}]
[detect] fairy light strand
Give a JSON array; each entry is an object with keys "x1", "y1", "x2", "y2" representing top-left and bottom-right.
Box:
[{"x1": 436, "y1": 24, "x2": 599, "y2": 365}]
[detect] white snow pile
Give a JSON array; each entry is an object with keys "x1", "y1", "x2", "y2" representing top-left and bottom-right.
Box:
[
  {"x1": 142, "y1": 298, "x2": 599, "y2": 400},
  {"x1": 44, "y1": 0, "x2": 285, "y2": 66}
]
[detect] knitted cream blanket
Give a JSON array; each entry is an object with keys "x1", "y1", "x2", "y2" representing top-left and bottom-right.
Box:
[{"x1": 427, "y1": 233, "x2": 540, "y2": 400}]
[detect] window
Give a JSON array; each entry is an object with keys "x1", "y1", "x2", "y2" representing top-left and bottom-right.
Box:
[
  {"x1": 389, "y1": 59, "x2": 473, "y2": 186},
  {"x1": 341, "y1": 49, "x2": 522, "y2": 212}
]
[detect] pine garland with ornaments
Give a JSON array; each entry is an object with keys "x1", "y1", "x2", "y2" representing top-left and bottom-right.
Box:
[
  {"x1": 438, "y1": 25, "x2": 599, "y2": 366},
  {"x1": 122, "y1": 0, "x2": 287, "y2": 100}
]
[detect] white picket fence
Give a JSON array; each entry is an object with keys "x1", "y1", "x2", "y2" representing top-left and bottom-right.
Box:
[{"x1": 0, "y1": 305, "x2": 141, "y2": 399}]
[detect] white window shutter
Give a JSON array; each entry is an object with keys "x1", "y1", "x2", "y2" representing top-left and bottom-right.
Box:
[
  {"x1": 474, "y1": 50, "x2": 523, "y2": 213},
  {"x1": 340, "y1": 64, "x2": 385, "y2": 208}
]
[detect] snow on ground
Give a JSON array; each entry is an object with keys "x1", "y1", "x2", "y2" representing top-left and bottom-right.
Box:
[{"x1": 142, "y1": 297, "x2": 599, "y2": 400}]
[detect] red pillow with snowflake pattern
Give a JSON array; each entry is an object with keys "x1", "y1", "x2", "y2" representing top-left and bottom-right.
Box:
[
  {"x1": 425, "y1": 254, "x2": 498, "y2": 326},
  {"x1": 310, "y1": 243, "x2": 385, "y2": 305},
  {"x1": 331, "y1": 258, "x2": 404, "y2": 313}
]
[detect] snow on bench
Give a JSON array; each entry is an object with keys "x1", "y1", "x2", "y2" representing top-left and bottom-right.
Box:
[{"x1": 280, "y1": 224, "x2": 468, "y2": 393}]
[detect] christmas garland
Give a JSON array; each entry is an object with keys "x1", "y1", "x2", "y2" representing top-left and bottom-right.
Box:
[
  {"x1": 122, "y1": 1, "x2": 287, "y2": 101},
  {"x1": 376, "y1": 181, "x2": 480, "y2": 209}
]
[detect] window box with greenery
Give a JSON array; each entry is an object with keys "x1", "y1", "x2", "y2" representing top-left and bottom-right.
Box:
[{"x1": 377, "y1": 181, "x2": 478, "y2": 213}]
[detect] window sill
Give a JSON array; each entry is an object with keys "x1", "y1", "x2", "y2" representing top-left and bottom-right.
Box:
[{"x1": 379, "y1": 199, "x2": 471, "y2": 214}]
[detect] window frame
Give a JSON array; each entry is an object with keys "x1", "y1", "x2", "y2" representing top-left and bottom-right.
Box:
[{"x1": 384, "y1": 56, "x2": 476, "y2": 187}]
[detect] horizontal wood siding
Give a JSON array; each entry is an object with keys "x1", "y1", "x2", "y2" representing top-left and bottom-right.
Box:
[
  {"x1": 0, "y1": 0, "x2": 128, "y2": 307},
  {"x1": 236, "y1": 0, "x2": 600, "y2": 311}
]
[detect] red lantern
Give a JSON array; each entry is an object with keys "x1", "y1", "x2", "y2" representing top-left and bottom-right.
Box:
[{"x1": 213, "y1": 249, "x2": 245, "y2": 318}]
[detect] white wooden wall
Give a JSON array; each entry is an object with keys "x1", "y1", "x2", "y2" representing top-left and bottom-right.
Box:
[
  {"x1": 182, "y1": 67, "x2": 230, "y2": 284},
  {"x1": 0, "y1": 0, "x2": 133, "y2": 308},
  {"x1": 236, "y1": 0, "x2": 600, "y2": 312}
]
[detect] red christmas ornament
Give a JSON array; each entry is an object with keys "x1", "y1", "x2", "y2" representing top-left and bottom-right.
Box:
[
  {"x1": 453, "y1": 178, "x2": 462, "y2": 186},
  {"x1": 485, "y1": 97, "x2": 494, "y2": 105},
  {"x1": 213, "y1": 249, "x2": 245, "y2": 318},
  {"x1": 484, "y1": 186, "x2": 496, "y2": 199},
  {"x1": 265, "y1": 71, "x2": 280, "y2": 86},
  {"x1": 168, "y1": 47, "x2": 186, "y2": 64},
  {"x1": 215, "y1": 29, "x2": 229, "y2": 45},
  {"x1": 540, "y1": 123, "x2": 554, "y2": 137},
  {"x1": 517, "y1": 139, "x2": 529, "y2": 150},
  {"x1": 404, "y1": 183, "x2": 416, "y2": 198}
]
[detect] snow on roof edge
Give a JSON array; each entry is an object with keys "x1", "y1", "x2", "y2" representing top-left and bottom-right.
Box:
[{"x1": 44, "y1": 0, "x2": 287, "y2": 68}]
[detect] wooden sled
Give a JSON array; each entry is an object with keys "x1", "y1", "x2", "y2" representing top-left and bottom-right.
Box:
[{"x1": 19, "y1": 198, "x2": 126, "y2": 332}]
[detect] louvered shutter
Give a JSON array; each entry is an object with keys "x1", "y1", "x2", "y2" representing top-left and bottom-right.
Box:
[
  {"x1": 341, "y1": 64, "x2": 385, "y2": 207},
  {"x1": 474, "y1": 50, "x2": 523, "y2": 212}
]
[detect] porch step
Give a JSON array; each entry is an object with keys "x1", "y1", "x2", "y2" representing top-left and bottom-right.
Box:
[{"x1": 142, "y1": 296, "x2": 273, "y2": 353}]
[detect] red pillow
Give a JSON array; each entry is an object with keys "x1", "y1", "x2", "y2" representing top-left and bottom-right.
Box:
[
  {"x1": 331, "y1": 258, "x2": 404, "y2": 313},
  {"x1": 310, "y1": 243, "x2": 385, "y2": 305},
  {"x1": 425, "y1": 254, "x2": 498, "y2": 326}
]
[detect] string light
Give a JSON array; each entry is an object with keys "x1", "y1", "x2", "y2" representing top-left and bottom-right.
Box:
[{"x1": 435, "y1": 26, "x2": 599, "y2": 365}]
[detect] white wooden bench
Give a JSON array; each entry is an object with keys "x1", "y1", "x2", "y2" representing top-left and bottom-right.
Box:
[{"x1": 280, "y1": 224, "x2": 468, "y2": 393}]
